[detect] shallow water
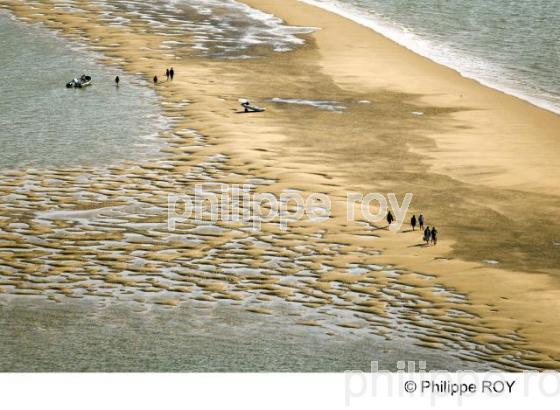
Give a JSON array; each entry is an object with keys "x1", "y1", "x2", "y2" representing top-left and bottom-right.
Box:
[
  {"x1": 0, "y1": 12, "x2": 166, "y2": 169},
  {"x1": 0, "y1": 298, "x2": 492, "y2": 372},
  {"x1": 72, "y1": 0, "x2": 316, "y2": 59},
  {"x1": 270, "y1": 98, "x2": 346, "y2": 112}
]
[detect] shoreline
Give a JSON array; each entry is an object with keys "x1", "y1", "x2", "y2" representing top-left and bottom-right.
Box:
[
  {"x1": 241, "y1": 0, "x2": 560, "y2": 195},
  {"x1": 298, "y1": 0, "x2": 560, "y2": 116},
  {"x1": 1, "y1": 0, "x2": 560, "y2": 370}
]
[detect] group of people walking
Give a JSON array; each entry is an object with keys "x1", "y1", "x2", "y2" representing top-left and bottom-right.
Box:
[
  {"x1": 166, "y1": 67, "x2": 175, "y2": 81},
  {"x1": 386, "y1": 212, "x2": 438, "y2": 246},
  {"x1": 410, "y1": 213, "x2": 437, "y2": 246},
  {"x1": 153, "y1": 67, "x2": 175, "y2": 85},
  {"x1": 114, "y1": 67, "x2": 175, "y2": 87}
]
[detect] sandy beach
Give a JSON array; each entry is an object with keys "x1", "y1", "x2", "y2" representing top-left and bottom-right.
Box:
[{"x1": 1, "y1": 0, "x2": 559, "y2": 370}]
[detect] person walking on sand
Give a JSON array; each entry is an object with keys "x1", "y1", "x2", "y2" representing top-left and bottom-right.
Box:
[
  {"x1": 387, "y1": 210, "x2": 394, "y2": 227},
  {"x1": 423, "y1": 226, "x2": 431, "y2": 246},
  {"x1": 115, "y1": 76, "x2": 120, "y2": 87},
  {"x1": 153, "y1": 75, "x2": 158, "y2": 86},
  {"x1": 418, "y1": 214, "x2": 425, "y2": 231},
  {"x1": 431, "y1": 226, "x2": 438, "y2": 246},
  {"x1": 411, "y1": 214, "x2": 417, "y2": 231},
  {"x1": 170, "y1": 67, "x2": 174, "y2": 80},
  {"x1": 166, "y1": 68, "x2": 170, "y2": 81}
]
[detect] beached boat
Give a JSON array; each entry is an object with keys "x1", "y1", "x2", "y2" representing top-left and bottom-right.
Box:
[
  {"x1": 66, "y1": 75, "x2": 92, "y2": 88},
  {"x1": 239, "y1": 98, "x2": 265, "y2": 113}
]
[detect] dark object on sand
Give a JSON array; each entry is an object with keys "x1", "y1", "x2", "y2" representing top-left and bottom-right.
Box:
[
  {"x1": 387, "y1": 211, "x2": 394, "y2": 225},
  {"x1": 411, "y1": 214, "x2": 417, "y2": 230},
  {"x1": 115, "y1": 76, "x2": 120, "y2": 86},
  {"x1": 153, "y1": 75, "x2": 158, "y2": 85},
  {"x1": 170, "y1": 67, "x2": 174, "y2": 80},
  {"x1": 239, "y1": 99, "x2": 265, "y2": 113},
  {"x1": 66, "y1": 74, "x2": 92, "y2": 88},
  {"x1": 166, "y1": 68, "x2": 170, "y2": 80},
  {"x1": 431, "y1": 227, "x2": 438, "y2": 245},
  {"x1": 424, "y1": 226, "x2": 431, "y2": 245}
]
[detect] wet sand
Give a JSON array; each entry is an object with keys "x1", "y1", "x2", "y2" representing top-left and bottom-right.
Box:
[{"x1": 1, "y1": 0, "x2": 559, "y2": 370}]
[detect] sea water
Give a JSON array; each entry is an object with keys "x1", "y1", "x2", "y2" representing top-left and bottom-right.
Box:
[
  {"x1": 0, "y1": 12, "x2": 166, "y2": 169},
  {"x1": 301, "y1": 0, "x2": 560, "y2": 114},
  {"x1": 0, "y1": 298, "x2": 493, "y2": 372}
]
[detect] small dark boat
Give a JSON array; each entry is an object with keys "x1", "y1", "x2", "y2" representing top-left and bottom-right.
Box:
[{"x1": 66, "y1": 74, "x2": 92, "y2": 88}]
